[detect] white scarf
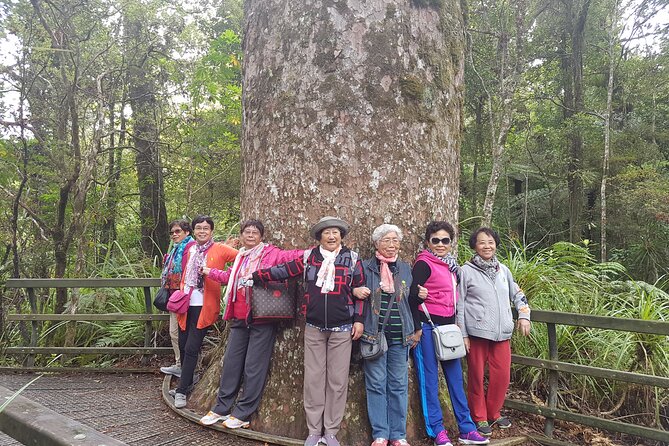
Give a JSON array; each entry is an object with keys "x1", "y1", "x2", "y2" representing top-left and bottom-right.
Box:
[
  {"x1": 224, "y1": 243, "x2": 266, "y2": 303},
  {"x1": 316, "y1": 246, "x2": 341, "y2": 293}
]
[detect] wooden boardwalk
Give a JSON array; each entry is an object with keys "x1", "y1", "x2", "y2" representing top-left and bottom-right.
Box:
[
  {"x1": 0, "y1": 371, "x2": 529, "y2": 446},
  {"x1": 0, "y1": 372, "x2": 262, "y2": 446}
]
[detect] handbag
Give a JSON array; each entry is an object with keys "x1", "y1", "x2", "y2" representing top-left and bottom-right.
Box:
[
  {"x1": 420, "y1": 272, "x2": 466, "y2": 361},
  {"x1": 249, "y1": 280, "x2": 296, "y2": 321},
  {"x1": 360, "y1": 291, "x2": 397, "y2": 361},
  {"x1": 153, "y1": 287, "x2": 170, "y2": 312},
  {"x1": 167, "y1": 289, "x2": 191, "y2": 314}
]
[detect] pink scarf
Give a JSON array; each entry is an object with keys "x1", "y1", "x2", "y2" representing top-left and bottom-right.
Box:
[
  {"x1": 224, "y1": 243, "x2": 266, "y2": 303},
  {"x1": 375, "y1": 251, "x2": 398, "y2": 293}
]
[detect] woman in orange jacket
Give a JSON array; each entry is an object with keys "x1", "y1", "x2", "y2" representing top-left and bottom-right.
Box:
[{"x1": 173, "y1": 215, "x2": 238, "y2": 409}]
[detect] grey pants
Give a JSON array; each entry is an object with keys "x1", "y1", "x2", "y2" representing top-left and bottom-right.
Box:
[
  {"x1": 169, "y1": 311, "x2": 180, "y2": 364},
  {"x1": 213, "y1": 320, "x2": 277, "y2": 421},
  {"x1": 303, "y1": 325, "x2": 352, "y2": 436}
]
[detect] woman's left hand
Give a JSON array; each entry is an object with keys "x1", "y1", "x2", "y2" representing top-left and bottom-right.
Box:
[
  {"x1": 353, "y1": 287, "x2": 371, "y2": 300},
  {"x1": 224, "y1": 237, "x2": 240, "y2": 248},
  {"x1": 409, "y1": 329, "x2": 422, "y2": 349},
  {"x1": 517, "y1": 319, "x2": 531, "y2": 336},
  {"x1": 351, "y1": 322, "x2": 363, "y2": 340}
]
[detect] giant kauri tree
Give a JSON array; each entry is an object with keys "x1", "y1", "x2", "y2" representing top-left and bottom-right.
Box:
[{"x1": 190, "y1": 0, "x2": 466, "y2": 444}]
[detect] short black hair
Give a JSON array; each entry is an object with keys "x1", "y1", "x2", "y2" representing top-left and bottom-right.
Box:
[
  {"x1": 469, "y1": 227, "x2": 501, "y2": 249},
  {"x1": 169, "y1": 219, "x2": 191, "y2": 234},
  {"x1": 191, "y1": 215, "x2": 215, "y2": 231},
  {"x1": 241, "y1": 219, "x2": 265, "y2": 237},
  {"x1": 424, "y1": 221, "x2": 455, "y2": 241}
]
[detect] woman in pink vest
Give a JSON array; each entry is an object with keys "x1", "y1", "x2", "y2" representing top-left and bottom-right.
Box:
[{"x1": 408, "y1": 221, "x2": 488, "y2": 446}]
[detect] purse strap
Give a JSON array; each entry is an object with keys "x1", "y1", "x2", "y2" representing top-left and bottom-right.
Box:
[
  {"x1": 419, "y1": 271, "x2": 458, "y2": 328},
  {"x1": 378, "y1": 292, "x2": 398, "y2": 335}
]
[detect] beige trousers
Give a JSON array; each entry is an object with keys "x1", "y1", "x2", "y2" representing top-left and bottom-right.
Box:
[
  {"x1": 169, "y1": 311, "x2": 180, "y2": 364},
  {"x1": 303, "y1": 325, "x2": 352, "y2": 436}
]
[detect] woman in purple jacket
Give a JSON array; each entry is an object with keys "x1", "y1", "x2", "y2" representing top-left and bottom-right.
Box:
[
  {"x1": 409, "y1": 221, "x2": 488, "y2": 446},
  {"x1": 198, "y1": 219, "x2": 303, "y2": 429}
]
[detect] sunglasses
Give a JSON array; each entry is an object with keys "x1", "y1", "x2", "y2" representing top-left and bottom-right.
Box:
[
  {"x1": 170, "y1": 229, "x2": 183, "y2": 235},
  {"x1": 430, "y1": 237, "x2": 451, "y2": 245}
]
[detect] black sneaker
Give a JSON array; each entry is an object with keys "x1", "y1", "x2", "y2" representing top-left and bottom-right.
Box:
[
  {"x1": 476, "y1": 421, "x2": 492, "y2": 437},
  {"x1": 491, "y1": 416, "x2": 512, "y2": 429}
]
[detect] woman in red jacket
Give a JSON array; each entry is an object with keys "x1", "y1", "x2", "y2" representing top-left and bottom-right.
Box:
[{"x1": 198, "y1": 219, "x2": 303, "y2": 429}]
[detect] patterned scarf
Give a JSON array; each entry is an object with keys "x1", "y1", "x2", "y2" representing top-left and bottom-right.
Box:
[
  {"x1": 163, "y1": 236, "x2": 193, "y2": 277},
  {"x1": 316, "y1": 246, "x2": 341, "y2": 293},
  {"x1": 427, "y1": 249, "x2": 460, "y2": 281},
  {"x1": 184, "y1": 239, "x2": 214, "y2": 289},
  {"x1": 375, "y1": 250, "x2": 397, "y2": 294},
  {"x1": 471, "y1": 254, "x2": 499, "y2": 282},
  {"x1": 224, "y1": 242, "x2": 266, "y2": 303}
]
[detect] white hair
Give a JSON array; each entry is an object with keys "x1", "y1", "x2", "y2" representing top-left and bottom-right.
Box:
[{"x1": 371, "y1": 224, "x2": 403, "y2": 243}]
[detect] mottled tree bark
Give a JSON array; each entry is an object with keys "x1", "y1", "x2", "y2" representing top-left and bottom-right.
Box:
[
  {"x1": 241, "y1": 0, "x2": 463, "y2": 253},
  {"x1": 191, "y1": 1, "x2": 465, "y2": 444}
]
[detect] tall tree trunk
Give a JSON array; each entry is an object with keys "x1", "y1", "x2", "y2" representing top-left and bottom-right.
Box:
[
  {"x1": 471, "y1": 96, "x2": 484, "y2": 217},
  {"x1": 100, "y1": 99, "x2": 121, "y2": 261},
  {"x1": 126, "y1": 18, "x2": 169, "y2": 261},
  {"x1": 191, "y1": 1, "x2": 465, "y2": 444},
  {"x1": 564, "y1": 0, "x2": 591, "y2": 243},
  {"x1": 600, "y1": 1, "x2": 618, "y2": 263},
  {"x1": 475, "y1": 0, "x2": 528, "y2": 227}
]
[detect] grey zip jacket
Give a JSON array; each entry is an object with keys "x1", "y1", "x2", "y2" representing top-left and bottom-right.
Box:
[{"x1": 456, "y1": 260, "x2": 530, "y2": 341}]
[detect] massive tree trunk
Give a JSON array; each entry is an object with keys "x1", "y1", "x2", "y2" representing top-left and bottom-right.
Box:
[{"x1": 191, "y1": 1, "x2": 465, "y2": 444}]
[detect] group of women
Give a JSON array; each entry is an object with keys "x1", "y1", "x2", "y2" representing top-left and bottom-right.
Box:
[{"x1": 159, "y1": 216, "x2": 531, "y2": 446}]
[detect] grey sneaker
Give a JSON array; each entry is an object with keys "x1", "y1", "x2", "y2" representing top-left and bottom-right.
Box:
[
  {"x1": 491, "y1": 416, "x2": 512, "y2": 429},
  {"x1": 304, "y1": 434, "x2": 321, "y2": 446},
  {"x1": 160, "y1": 365, "x2": 182, "y2": 377},
  {"x1": 323, "y1": 434, "x2": 340, "y2": 446},
  {"x1": 174, "y1": 392, "x2": 187, "y2": 408}
]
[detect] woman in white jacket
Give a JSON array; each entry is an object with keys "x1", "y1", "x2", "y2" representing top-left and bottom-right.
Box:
[{"x1": 457, "y1": 228, "x2": 531, "y2": 438}]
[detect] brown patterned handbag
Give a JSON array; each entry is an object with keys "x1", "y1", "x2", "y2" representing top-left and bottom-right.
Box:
[{"x1": 249, "y1": 280, "x2": 297, "y2": 321}]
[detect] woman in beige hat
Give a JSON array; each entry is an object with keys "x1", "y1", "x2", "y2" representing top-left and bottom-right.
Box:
[{"x1": 251, "y1": 216, "x2": 367, "y2": 446}]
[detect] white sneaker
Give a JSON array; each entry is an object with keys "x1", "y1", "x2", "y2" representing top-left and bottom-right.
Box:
[
  {"x1": 222, "y1": 416, "x2": 250, "y2": 429},
  {"x1": 174, "y1": 392, "x2": 187, "y2": 408},
  {"x1": 200, "y1": 411, "x2": 230, "y2": 425},
  {"x1": 160, "y1": 365, "x2": 182, "y2": 377}
]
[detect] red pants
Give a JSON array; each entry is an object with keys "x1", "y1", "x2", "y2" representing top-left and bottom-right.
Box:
[{"x1": 466, "y1": 337, "x2": 511, "y2": 422}]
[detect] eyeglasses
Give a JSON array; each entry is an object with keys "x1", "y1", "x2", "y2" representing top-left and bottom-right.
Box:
[
  {"x1": 170, "y1": 229, "x2": 183, "y2": 235},
  {"x1": 430, "y1": 237, "x2": 451, "y2": 245},
  {"x1": 379, "y1": 238, "x2": 401, "y2": 245}
]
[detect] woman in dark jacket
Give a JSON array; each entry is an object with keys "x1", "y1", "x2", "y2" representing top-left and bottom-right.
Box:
[
  {"x1": 251, "y1": 216, "x2": 366, "y2": 446},
  {"x1": 356, "y1": 224, "x2": 420, "y2": 446}
]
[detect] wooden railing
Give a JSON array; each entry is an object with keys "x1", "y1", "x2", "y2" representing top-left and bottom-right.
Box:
[
  {"x1": 4, "y1": 278, "x2": 171, "y2": 370},
  {"x1": 506, "y1": 309, "x2": 669, "y2": 445},
  {"x1": 3, "y1": 279, "x2": 668, "y2": 443}
]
